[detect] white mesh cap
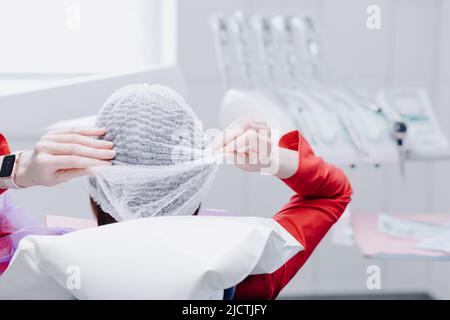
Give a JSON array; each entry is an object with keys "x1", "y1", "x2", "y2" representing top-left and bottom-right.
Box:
[{"x1": 88, "y1": 84, "x2": 219, "y2": 221}]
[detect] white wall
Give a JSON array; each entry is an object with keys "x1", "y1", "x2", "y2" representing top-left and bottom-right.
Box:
[
  {"x1": 6, "y1": 0, "x2": 450, "y2": 299},
  {"x1": 177, "y1": 0, "x2": 450, "y2": 298}
]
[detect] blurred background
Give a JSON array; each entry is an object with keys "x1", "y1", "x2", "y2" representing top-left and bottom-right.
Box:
[{"x1": 1, "y1": 0, "x2": 449, "y2": 299}]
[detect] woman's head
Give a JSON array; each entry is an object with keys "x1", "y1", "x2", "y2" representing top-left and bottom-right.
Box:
[{"x1": 88, "y1": 84, "x2": 218, "y2": 224}]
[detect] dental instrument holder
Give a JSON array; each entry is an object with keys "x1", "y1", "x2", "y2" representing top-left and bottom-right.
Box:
[
  {"x1": 302, "y1": 16, "x2": 327, "y2": 82},
  {"x1": 212, "y1": 13, "x2": 450, "y2": 168},
  {"x1": 230, "y1": 11, "x2": 254, "y2": 89},
  {"x1": 258, "y1": 16, "x2": 319, "y2": 145},
  {"x1": 288, "y1": 16, "x2": 316, "y2": 88},
  {"x1": 270, "y1": 16, "x2": 296, "y2": 88},
  {"x1": 291, "y1": 16, "x2": 389, "y2": 161},
  {"x1": 281, "y1": 17, "x2": 299, "y2": 87},
  {"x1": 210, "y1": 14, "x2": 233, "y2": 90},
  {"x1": 280, "y1": 16, "x2": 360, "y2": 158},
  {"x1": 251, "y1": 16, "x2": 276, "y2": 85},
  {"x1": 257, "y1": 16, "x2": 285, "y2": 86},
  {"x1": 217, "y1": 13, "x2": 302, "y2": 136},
  {"x1": 297, "y1": 16, "x2": 398, "y2": 162}
]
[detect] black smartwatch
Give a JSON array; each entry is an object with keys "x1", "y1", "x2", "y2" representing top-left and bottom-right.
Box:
[{"x1": 0, "y1": 153, "x2": 23, "y2": 189}]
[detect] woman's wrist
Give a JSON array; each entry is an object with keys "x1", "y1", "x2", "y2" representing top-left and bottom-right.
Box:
[
  {"x1": 274, "y1": 147, "x2": 299, "y2": 179},
  {"x1": 260, "y1": 147, "x2": 299, "y2": 179},
  {"x1": 0, "y1": 151, "x2": 32, "y2": 189},
  {"x1": 13, "y1": 151, "x2": 35, "y2": 188}
]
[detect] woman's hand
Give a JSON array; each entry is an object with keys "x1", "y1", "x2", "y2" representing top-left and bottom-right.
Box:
[
  {"x1": 14, "y1": 128, "x2": 115, "y2": 188},
  {"x1": 213, "y1": 117, "x2": 298, "y2": 179}
]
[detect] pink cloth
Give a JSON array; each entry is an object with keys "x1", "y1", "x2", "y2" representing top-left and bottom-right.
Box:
[
  {"x1": 0, "y1": 194, "x2": 74, "y2": 274},
  {"x1": 352, "y1": 213, "x2": 450, "y2": 259}
]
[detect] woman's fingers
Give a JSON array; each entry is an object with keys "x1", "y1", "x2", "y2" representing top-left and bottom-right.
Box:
[
  {"x1": 229, "y1": 116, "x2": 267, "y2": 129},
  {"x1": 42, "y1": 133, "x2": 113, "y2": 149},
  {"x1": 51, "y1": 155, "x2": 112, "y2": 170},
  {"x1": 224, "y1": 151, "x2": 247, "y2": 165},
  {"x1": 224, "y1": 129, "x2": 258, "y2": 154},
  {"x1": 223, "y1": 129, "x2": 270, "y2": 158},
  {"x1": 212, "y1": 127, "x2": 244, "y2": 151},
  {"x1": 47, "y1": 127, "x2": 107, "y2": 137},
  {"x1": 212, "y1": 118, "x2": 270, "y2": 151},
  {"x1": 39, "y1": 141, "x2": 116, "y2": 160},
  {"x1": 221, "y1": 129, "x2": 273, "y2": 170}
]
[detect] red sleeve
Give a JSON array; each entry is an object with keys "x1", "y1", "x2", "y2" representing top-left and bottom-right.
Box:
[
  {"x1": 0, "y1": 133, "x2": 11, "y2": 195},
  {"x1": 234, "y1": 130, "x2": 353, "y2": 300}
]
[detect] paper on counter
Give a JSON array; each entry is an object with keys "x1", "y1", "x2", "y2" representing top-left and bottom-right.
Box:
[
  {"x1": 378, "y1": 213, "x2": 450, "y2": 240},
  {"x1": 417, "y1": 232, "x2": 450, "y2": 253}
]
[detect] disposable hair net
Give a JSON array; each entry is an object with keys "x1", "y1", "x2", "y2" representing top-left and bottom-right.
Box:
[{"x1": 87, "y1": 84, "x2": 219, "y2": 221}]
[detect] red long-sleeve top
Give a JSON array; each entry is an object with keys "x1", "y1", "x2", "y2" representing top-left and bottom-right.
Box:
[
  {"x1": 234, "y1": 130, "x2": 353, "y2": 299},
  {"x1": 0, "y1": 131, "x2": 352, "y2": 299},
  {"x1": 0, "y1": 133, "x2": 11, "y2": 196}
]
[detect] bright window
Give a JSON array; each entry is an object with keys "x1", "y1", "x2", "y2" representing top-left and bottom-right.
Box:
[{"x1": 0, "y1": 0, "x2": 177, "y2": 92}]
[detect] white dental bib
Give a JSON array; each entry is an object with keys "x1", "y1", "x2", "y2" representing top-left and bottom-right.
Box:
[{"x1": 0, "y1": 216, "x2": 302, "y2": 299}]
